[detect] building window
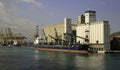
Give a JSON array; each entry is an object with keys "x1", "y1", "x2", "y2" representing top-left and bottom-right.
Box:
[
  {"x1": 86, "y1": 35, "x2": 88, "y2": 38},
  {"x1": 96, "y1": 40, "x2": 99, "y2": 44}
]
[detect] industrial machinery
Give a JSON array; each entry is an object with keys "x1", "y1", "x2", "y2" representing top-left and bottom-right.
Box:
[
  {"x1": 42, "y1": 29, "x2": 47, "y2": 43},
  {"x1": 0, "y1": 27, "x2": 27, "y2": 46},
  {"x1": 48, "y1": 28, "x2": 62, "y2": 45},
  {"x1": 34, "y1": 26, "x2": 39, "y2": 40}
]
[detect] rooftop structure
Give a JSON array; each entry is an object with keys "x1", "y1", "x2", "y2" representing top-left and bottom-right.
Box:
[
  {"x1": 77, "y1": 15, "x2": 85, "y2": 24},
  {"x1": 85, "y1": 10, "x2": 96, "y2": 23}
]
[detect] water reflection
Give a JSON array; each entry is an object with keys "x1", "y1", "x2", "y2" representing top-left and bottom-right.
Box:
[
  {"x1": 88, "y1": 54, "x2": 105, "y2": 70},
  {"x1": 34, "y1": 50, "x2": 39, "y2": 60}
]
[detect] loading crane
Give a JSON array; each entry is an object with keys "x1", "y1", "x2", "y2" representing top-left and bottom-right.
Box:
[
  {"x1": 64, "y1": 32, "x2": 89, "y2": 50},
  {"x1": 0, "y1": 27, "x2": 27, "y2": 46},
  {"x1": 54, "y1": 27, "x2": 62, "y2": 40},
  {"x1": 64, "y1": 33, "x2": 89, "y2": 44},
  {"x1": 47, "y1": 27, "x2": 63, "y2": 44},
  {"x1": 48, "y1": 34, "x2": 65, "y2": 45},
  {"x1": 48, "y1": 34, "x2": 60, "y2": 44},
  {"x1": 42, "y1": 29, "x2": 47, "y2": 43},
  {"x1": 48, "y1": 35, "x2": 57, "y2": 41},
  {"x1": 54, "y1": 27, "x2": 58, "y2": 38}
]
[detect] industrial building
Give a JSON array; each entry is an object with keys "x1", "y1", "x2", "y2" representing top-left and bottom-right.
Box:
[
  {"x1": 0, "y1": 27, "x2": 27, "y2": 46},
  {"x1": 76, "y1": 10, "x2": 110, "y2": 52},
  {"x1": 43, "y1": 18, "x2": 74, "y2": 45},
  {"x1": 42, "y1": 10, "x2": 110, "y2": 53},
  {"x1": 77, "y1": 21, "x2": 110, "y2": 52},
  {"x1": 110, "y1": 32, "x2": 120, "y2": 50}
]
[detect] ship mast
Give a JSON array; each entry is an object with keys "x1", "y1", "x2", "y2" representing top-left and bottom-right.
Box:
[{"x1": 34, "y1": 25, "x2": 39, "y2": 40}]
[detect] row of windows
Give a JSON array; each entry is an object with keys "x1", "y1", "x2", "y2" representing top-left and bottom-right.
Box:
[{"x1": 89, "y1": 47, "x2": 104, "y2": 51}]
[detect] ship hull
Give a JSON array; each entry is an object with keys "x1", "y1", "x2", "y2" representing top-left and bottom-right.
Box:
[{"x1": 34, "y1": 45, "x2": 89, "y2": 53}]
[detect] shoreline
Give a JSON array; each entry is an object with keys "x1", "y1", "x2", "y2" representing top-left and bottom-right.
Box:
[
  {"x1": 35, "y1": 47, "x2": 120, "y2": 53},
  {"x1": 107, "y1": 51, "x2": 120, "y2": 53}
]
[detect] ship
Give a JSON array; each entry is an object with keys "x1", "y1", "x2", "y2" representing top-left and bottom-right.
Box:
[
  {"x1": 34, "y1": 36, "x2": 89, "y2": 53},
  {"x1": 33, "y1": 26, "x2": 89, "y2": 53}
]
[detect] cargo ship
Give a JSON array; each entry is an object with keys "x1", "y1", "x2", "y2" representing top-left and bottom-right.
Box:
[
  {"x1": 34, "y1": 45, "x2": 89, "y2": 53},
  {"x1": 34, "y1": 35, "x2": 89, "y2": 53}
]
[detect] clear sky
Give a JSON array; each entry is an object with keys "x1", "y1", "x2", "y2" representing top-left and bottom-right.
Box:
[{"x1": 0, "y1": 0, "x2": 120, "y2": 41}]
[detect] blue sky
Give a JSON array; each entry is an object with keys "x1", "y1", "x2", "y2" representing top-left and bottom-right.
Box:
[
  {"x1": 0, "y1": 0, "x2": 120, "y2": 40},
  {"x1": 15, "y1": 0, "x2": 120, "y2": 32}
]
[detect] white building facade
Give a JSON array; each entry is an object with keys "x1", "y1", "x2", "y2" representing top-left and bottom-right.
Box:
[
  {"x1": 64, "y1": 18, "x2": 72, "y2": 43},
  {"x1": 77, "y1": 10, "x2": 110, "y2": 53},
  {"x1": 77, "y1": 21, "x2": 110, "y2": 53}
]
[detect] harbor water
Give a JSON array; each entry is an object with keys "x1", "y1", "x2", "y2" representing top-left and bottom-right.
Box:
[{"x1": 0, "y1": 47, "x2": 120, "y2": 70}]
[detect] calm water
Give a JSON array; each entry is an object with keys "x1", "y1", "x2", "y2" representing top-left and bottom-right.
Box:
[{"x1": 0, "y1": 47, "x2": 120, "y2": 70}]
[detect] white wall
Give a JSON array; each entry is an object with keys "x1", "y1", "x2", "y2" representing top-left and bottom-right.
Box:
[
  {"x1": 77, "y1": 21, "x2": 110, "y2": 44},
  {"x1": 64, "y1": 18, "x2": 72, "y2": 34},
  {"x1": 104, "y1": 21, "x2": 110, "y2": 44},
  {"x1": 76, "y1": 24, "x2": 87, "y2": 44},
  {"x1": 89, "y1": 22, "x2": 104, "y2": 43},
  {"x1": 64, "y1": 18, "x2": 72, "y2": 42}
]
